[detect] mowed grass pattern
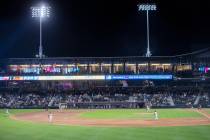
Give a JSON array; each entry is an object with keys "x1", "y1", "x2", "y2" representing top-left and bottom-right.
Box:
[
  {"x1": 0, "y1": 109, "x2": 210, "y2": 140},
  {"x1": 80, "y1": 109, "x2": 203, "y2": 119}
]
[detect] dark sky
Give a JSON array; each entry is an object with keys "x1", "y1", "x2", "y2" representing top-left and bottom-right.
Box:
[{"x1": 0, "y1": 0, "x2": 210, "y2": 58}]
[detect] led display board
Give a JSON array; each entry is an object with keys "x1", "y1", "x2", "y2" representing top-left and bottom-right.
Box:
[
  {"x1": 0, "y1": 75, "x2": 173, "y2": 81},
  {"x1": 106, "y1": 75, "x2": 173, "y2": 80},
  {"x1": 199, "y1": 67, "x2": 210, "y2": 73}
]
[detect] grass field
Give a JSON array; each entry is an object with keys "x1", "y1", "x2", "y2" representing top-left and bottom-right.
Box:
[
  {"x1": 0, "y1": 109, "x2": 210, "y2": 140},
  {"x1": 204, "y1": 109, "x2": 210, "y2": 114},
  {"x1": 80, "y1": 109, "x2": 203, "y2": 119}
]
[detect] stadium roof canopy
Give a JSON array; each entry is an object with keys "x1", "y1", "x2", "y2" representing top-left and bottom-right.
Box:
[
  {"x1": 0, "y1": 47, "x2": 209, "y2": 65},
  {"x1": 175, "y1": 47, "x2": 210, "y2": 58}
]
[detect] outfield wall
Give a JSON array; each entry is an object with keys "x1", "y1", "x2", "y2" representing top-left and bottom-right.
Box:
[{"x1": 2, "y1": 102, "x2": 210, "y2": 109}]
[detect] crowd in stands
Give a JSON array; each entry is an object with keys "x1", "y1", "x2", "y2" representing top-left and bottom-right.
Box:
[
  {"x1": 172, "y1": 91, "x2": 198, "y2": 107},
  {"x1": 199, "y1": 93, "x2": 209, "y2": 107},
  {"x1": 0, "y1": 85, "x2": 210, "y2": 109}
]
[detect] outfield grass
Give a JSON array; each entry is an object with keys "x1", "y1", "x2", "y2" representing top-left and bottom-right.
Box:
[
  {"x1": 204, "y1": 109, "x2": 210, "y2": 114},
  {"x1": 0, "y1": 109, "x2": 43, "y2": 115},
  {"x1": 0, "y1": 109, "x2": 210, "y2": 140},
  {"x1": 80, "y1": 109, "x2": 203, "y2": 119}
]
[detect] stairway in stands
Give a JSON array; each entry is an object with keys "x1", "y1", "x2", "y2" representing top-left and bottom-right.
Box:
[
  {"x1": 194, "y1": 94, "x2": 201, "y2": 106},
  {"x1": 168, "y1": 96, "x2": 175, "y2": 106}
]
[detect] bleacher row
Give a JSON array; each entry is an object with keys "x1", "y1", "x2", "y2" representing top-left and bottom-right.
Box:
[{"x1": 0, "y1": 86, "x2": 209, "y2": 109}]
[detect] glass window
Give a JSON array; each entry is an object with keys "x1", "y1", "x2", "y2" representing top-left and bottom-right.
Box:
[
  {"x1": 138, "y1": 63, "x2": 148, "y2": 73},
  {"x1": 150, "y1": 63, "x2": 172, "y2": 73},
  {"x1": 78, "y1": 64, "x2": 88, "y2": 74},
  {"x1": 89, "y1": 63, "x2": 100, "y2": 73},
  {"x1": 176, "y1": 65, "x2": 192, "y2": 71},
  {"x1": 101, "y1": 63, "x2": 111, "y2": 73},
  {"x1": 113, "y1": 63, "x2": 123, "y2": 73},
  {"x1": 125, "y1": 63, "x2": 136, "y2": 74}
]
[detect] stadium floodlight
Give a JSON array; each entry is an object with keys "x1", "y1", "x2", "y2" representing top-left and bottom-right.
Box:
[
  {"x1": 31, "y1": 5, "x2": 50, "y2": 58},
  {"x1": 138, "y1": 4, "x2": 157, "y2": 57}
]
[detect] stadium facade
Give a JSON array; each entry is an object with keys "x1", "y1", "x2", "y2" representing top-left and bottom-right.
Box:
[
  {"x1": 0, "y1": 48, "x2": 209, "y2": 109},
  {"x1": 0, "y1": 48, "x2": 209, "y2": 80}
]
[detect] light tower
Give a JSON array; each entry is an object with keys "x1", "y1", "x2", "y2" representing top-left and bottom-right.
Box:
[
  {"x1": 138, "y1": 4, "x2": 157, "y2": 57},
  {"x1": 31, "y1": 5, "x2": 50, "y2": 58}
]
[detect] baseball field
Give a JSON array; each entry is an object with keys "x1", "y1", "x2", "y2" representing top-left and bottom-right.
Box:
[{"x1": 0, "y1": 108, "x2": 210, "y2": 140}]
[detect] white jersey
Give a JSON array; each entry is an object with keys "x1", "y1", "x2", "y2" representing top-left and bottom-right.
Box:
[
  {"x1": 154, "y1": 112, "x2": 158, "y2": 120},
  {"x1": 48, "y1": 114, "x2": 53, "y2": 123},
  {"x1": 6, "y1": 109, "x2": 9, "y2": 114},
  {"x1": 146, "y1": 106, "x2": 150, "y2": 112}
]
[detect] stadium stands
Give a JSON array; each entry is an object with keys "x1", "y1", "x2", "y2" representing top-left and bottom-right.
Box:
[
  {"x1": 0, "y1": 85, "x2": 209, "y2": 109},
  {"x1": 0, "y1": 48, "x2": 209, "y2": 109}
]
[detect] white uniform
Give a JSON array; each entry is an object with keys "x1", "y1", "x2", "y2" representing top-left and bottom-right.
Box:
[
  {"x1": 6, "y1": 109, "x2": 9, "y2": 114},
  {"x1": 146, "y1": 105, "x2": 150, "y2": 112},
  {"x1": 154, "y1": 111, "x2": 158, "y2": 120},
  {"x1": 48, "y1": 113, "x2": 53, "y2": 123}
]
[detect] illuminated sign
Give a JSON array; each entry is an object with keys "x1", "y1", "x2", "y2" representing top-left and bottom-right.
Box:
[
  {"x1": 11, "y1": 76, "x2": 24, "y2": 81},
  {"x1": 65, "y1": 67, "x2": 80, "y2": 73},
  {"x1": 0, "y1": 76, "x2": 9, "y2": 80},
  {"x1": 40, "y1": 76, "x2": 105, "y2": 80},
  {"x1": 9, "y1": 66, "x2": 80, "y2": 74},
  {"x1": 199, "y1": 67, "x2": 210, "y2": 73},
  {"x1": 106, "y1": 75, "x2": 173, "y2": 80},
  {"x1": 0, "y1": 75, "x2": 173, "y2": 81},
  {"x1": 0, "y1": 75, "x2": 105, "y2": 81},
  {"x1": 23, "y1": 76, "x2": 39, "y2": 80}
]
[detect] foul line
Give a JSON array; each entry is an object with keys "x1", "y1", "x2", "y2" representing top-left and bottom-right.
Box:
[{"x1": 195, "y1": 109, "x2": 210, "y2": 120}]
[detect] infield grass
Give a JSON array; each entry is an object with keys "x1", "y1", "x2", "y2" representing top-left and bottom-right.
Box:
[
  {"x1": 0, "y1": 109, "x2": 210, "y2": 140},
  {"x1": 79, "y1": 109, "x2": 203, "y2": 119}
]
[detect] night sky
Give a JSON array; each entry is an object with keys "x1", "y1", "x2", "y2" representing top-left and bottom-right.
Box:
[{"x1": 0, "y1": 0, "x2": 210, "y2": 58}]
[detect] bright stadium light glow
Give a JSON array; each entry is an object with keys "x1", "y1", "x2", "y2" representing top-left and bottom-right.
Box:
[
  {"x1": 31, "y1": 5, "x2": 51, "y2": 59},
  {"x1": 31, "y1": 5, "x2": 50, "y2": 18},
  {"x1": 138, "y1": 4, "x2": 157, "y2": 11},
  {"x1": 138, "y1": 4, "x2": 157, "y2": 57}
]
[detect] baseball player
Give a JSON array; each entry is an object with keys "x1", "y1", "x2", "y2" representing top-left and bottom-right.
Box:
[
  {"x1": 5, "y1": 108, "x2": 9, "y2": 114},
  {"x1": 48, "y1": 112, "x2": 53, "y2": 123},
  {"x1": 198, "y1": 104, "x2": 202, "y2": 110},
  {"x1": 154, "y1": 110, "x2": 158, "y2": 120},
  {"x1": 146, "y1": 105, "x2": 150, "y2": 112}
]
